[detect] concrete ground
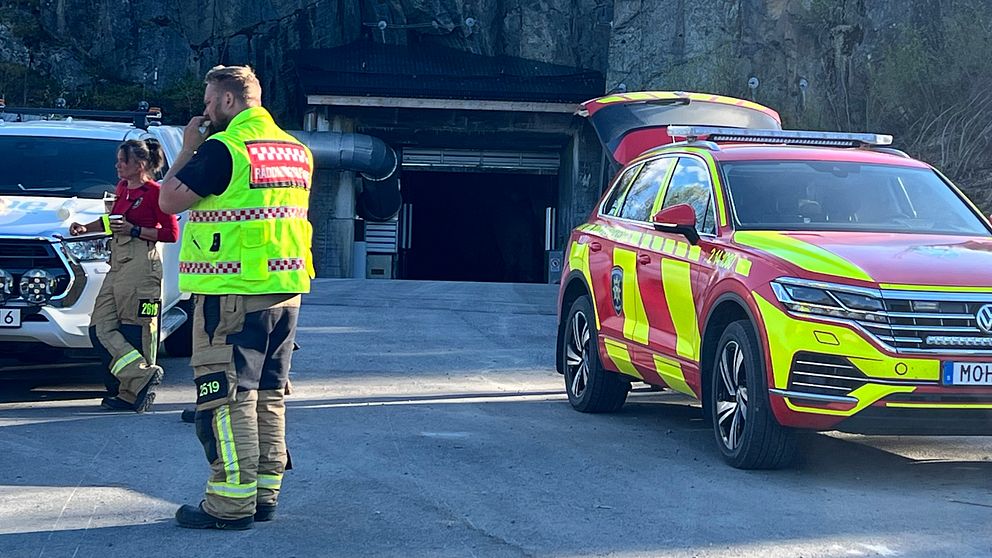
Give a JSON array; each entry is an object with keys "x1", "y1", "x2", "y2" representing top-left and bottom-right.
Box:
[{"x1": 1, "y1": 279, "x2": 991, "y2": 558}]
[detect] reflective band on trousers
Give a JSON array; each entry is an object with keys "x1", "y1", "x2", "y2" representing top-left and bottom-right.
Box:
[
  {"x1": 215, "y1": 406, "x2": 241, "y2": 485},
  {"x1": 179, "y1": 258, "x2": 306, "y2": 275},
  {"x1": 258, "y1": 474, "x2": 282, "y2": 490},
  {"x1": 206, "y1": 480, "x2": 257, "y2": 499},
  {"x1": 188, "y1": 206, "x2": 308, "y2": 223},
  {"x1": 111, "y1": 349, "x2": 142, "y2": 376}
]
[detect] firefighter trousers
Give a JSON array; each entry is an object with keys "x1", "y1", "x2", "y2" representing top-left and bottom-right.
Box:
[
  {"x1": 190, "y1": 293, "x2": 300, "y2": 520},
  {"x1": 90, "y1": 235, "x2": 163, "y2": 405}
]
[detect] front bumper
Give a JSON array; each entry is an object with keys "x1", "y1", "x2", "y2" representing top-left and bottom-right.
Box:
[
  {"x1": 0, "y1": 261, "x2": 109, "y2": 349},
  {"x1": 755, "y1": 293, "x2": 992, "y2": 434}
]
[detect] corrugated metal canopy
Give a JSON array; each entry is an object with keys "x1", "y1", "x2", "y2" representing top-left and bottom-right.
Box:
[{"x1": 401, "y1": 148, "x2": 560, "y2": 173}]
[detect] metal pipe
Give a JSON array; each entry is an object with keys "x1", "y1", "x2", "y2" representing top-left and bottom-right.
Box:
[{"x1": 289, "y1": 130, "x2": 397, "y2": 180}]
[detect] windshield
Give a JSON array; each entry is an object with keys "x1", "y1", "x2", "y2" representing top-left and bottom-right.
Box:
[
  {"x1": 0, "y1": 136, "x2": 119, "y2": 198},
  {"x1": 723, "y1": 160, "x2": 991, "y2": 236}
]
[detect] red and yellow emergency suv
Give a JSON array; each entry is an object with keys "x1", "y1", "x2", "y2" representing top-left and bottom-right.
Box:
[{"x1": 557, "y1": 91, "x2": 992, "y2": 469}]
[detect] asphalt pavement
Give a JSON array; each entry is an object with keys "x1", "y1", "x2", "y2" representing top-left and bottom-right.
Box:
[{"x1": 1, "y1": 279, "x2": 991, "y2": 557}]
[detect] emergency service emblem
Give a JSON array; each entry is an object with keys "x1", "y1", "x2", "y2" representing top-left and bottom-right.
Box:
[
  {"x1": 611, "y1": 267, "x2": 623, "y2": 315},
  {"x1": 245, "y1": 140, "x2": 312, "y2": 190}
]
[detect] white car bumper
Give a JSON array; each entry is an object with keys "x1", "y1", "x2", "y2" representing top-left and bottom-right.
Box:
[{"x1": 0, "y1": 261, "x2": 109, "y2": 350}]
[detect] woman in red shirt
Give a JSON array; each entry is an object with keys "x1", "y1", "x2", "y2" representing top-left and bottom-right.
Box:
[{"x1": 69, "y1": 139, "x2": 179, "y2": 412}]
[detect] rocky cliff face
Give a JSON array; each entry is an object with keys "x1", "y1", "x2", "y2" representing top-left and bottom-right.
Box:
[
  {"x1": 609, "y1": 0, "x2": 992, "y2": 205},
  {"x1": 2, "y1": 0, "x2": 989, "y2": 203},
  {"x1": 0, "y1": 0, "x2": 610, "y2": 123}
]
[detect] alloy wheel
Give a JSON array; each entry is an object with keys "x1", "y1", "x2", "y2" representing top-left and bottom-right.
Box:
[
  {"x1": 565, "y1": 310, "x2": 591, "y2": 398},
  {"x1": 716, "y1": 340, "x2": 749, "y2": 451}
]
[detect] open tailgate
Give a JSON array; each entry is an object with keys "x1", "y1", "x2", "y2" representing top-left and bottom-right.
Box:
[{"x1": 579, "y1": 91, "x2": 782, "y2": 165}]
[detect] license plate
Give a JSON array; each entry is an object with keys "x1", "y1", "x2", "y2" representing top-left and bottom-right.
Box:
[
  {"x1": 942, "y1": 362, "x2": 992, "y2": 386},
  {"x1": 0, "y1": 308, "x2": 21, "y2": 328}
]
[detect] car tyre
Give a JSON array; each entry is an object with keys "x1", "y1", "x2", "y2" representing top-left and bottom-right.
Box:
[
  {"x1": 563, "y1": 296, "x2": 629, "y2": 413},
  {"x1": 711, "y1": 320, "x2": 797, "y2": 469},
  {"x1": 163, "y1": 298, "x2": 194, "y2": 358}
]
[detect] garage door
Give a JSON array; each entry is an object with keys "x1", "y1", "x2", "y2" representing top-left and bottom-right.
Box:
[{"x1": 401, "y1": 148, "x2": 560, "y2": 174}]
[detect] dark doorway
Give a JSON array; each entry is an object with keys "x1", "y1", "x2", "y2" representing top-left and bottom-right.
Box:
[{"x1": 400, "y1": 171, "x2": 557, "y2": 283}]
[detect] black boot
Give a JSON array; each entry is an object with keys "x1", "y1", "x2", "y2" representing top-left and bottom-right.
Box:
[
  {"x1": 254, "y1": 503, "x2": 277, "y2": 522},
  {"x1": 100, "y1": 397, "x2": 134, "y2": 411},
  {"x1": 132, "y1": 366, "x2": 164, "y2": 414},
  {"x1": 180, "y1": 408, "x2": 196, "y2": 423},
  {"x1": 175, "y1": 502, "x2": 253, "y2": 530}
]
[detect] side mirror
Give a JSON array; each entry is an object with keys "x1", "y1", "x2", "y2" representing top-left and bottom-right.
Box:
[{"x1": 652, "y1": 204, "x2": 700, "y2": 245}]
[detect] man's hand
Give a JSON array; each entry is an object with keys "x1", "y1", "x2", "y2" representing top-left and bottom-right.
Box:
[
  {"x1": 109, "y1": 218, "x2": 134, "y2": 234},
  {"x1": 68, "y1": 222, "x2": 87, "y2": 236},
  {"x1": 182, "y1": 116, "x2": 211, "y2": 152}
]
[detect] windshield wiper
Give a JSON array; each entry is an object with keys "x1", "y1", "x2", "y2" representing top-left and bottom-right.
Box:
[{"x1": 16, "y1": 183, "x2": 70, "y2": 192}]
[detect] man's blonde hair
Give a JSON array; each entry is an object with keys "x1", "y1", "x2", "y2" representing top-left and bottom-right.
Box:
[{"x1": 204, "y1": 65, "x2": 262, "y2": 106}]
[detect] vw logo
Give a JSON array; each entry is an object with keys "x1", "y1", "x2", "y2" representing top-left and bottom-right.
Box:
[
  {"x1": 611, "y1": 267, "x2": 624, "y2": 316},
  {"x1": 977, "y1": 304, "x2": 992, "y2": 334}
]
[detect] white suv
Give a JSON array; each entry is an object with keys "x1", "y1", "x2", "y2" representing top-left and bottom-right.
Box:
[{"x1": 0, "y1": 105, "x2": 192, "y2": 363}]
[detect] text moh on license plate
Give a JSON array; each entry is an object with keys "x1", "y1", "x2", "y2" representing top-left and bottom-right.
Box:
[{"x1": 943, "y1": 362, "x2": 992, "y2": 386}]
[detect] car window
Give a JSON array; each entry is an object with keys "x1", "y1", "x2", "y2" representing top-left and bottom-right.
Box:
[
  {"x1": 0, "y1": 136, "x2": 119, "y2": 198},
  {"x1": 603, "y1": 163, "x2": 642, "y2": 217},
  {"x1": 723, "y1": 160, "x2": 990, "y2": 235},
  {"x1": 619, "y1": 157, "x2": 676, "y2": 221},
  {"x1": 661, "y1": 157, "x2": 716, "y2": 234},
  {"x1": 602, "y1": 163, "x2": 642, "y2": 216}
]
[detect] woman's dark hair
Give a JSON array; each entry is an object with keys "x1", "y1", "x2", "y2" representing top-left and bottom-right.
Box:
[{"x1": 118, "y1": 138, "x2": 165, "y2": 175}]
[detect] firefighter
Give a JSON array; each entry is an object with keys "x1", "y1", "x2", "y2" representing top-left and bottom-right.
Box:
[
  {"x1": 159, "y1": 65, "x2": 314, "y2": 530},
  {"x1": 70, "y1": 139, "x2": 179, "y2": 412}
]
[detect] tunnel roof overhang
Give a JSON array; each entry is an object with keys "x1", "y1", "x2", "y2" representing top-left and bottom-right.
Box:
[{"x1": 292, "y1": 41, "x2": 605, "y2": 114}]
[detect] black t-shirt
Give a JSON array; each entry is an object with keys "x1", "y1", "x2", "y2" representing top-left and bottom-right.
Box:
[{"x1": 176, "y1": 139, "x2": 234, "y2": 198}]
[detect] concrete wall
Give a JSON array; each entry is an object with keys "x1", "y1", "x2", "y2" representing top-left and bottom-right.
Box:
[{"x1": 307, "y1": 111, "x2": 358, "y2": 278}]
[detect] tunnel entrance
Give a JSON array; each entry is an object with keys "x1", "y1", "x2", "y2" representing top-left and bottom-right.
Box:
[{"x1": 398, "y1": 171, "x2": 557, "y2": 283}]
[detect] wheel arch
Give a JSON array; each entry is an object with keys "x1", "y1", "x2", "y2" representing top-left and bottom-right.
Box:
[{"x1": 556, "y1": 271, "x2": 593, "y2": 375}]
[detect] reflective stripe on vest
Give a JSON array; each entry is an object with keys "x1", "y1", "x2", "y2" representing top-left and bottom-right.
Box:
[{"x1": 178, "y1": 107, "x2": 315, "y2": 295}]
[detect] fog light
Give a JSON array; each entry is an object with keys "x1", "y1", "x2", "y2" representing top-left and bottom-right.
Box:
[
  {"x1": 19, "y1": 269, "x2": 57, "y2": 304},
  {"x1": 0, "y1": 269, "x2": 12, "y2": 304}
]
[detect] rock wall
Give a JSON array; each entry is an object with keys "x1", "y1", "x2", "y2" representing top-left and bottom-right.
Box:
[
  {"x1": 2, "y1": 0, "x2": 990, "y2": 203},
  {"x1": 608, "y1": 0, "x2": 992, "y2": 204},
  {"x1": 0, "y1": 0, "x2": 610, "y2": 124}
]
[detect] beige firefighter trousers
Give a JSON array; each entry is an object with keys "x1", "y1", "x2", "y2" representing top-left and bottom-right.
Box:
[
  {"x1": 191, "y1": 293, "x2": 300, "y2": 520},
  {"x1": 90, "y1": 234, "x2": 163, "y2": 405}
]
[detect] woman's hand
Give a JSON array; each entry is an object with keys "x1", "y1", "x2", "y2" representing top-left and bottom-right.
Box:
[
  {"x1": 109, "y1": 218, "x2": 134, "y2": 234},
  {"x1": 69, "y1": 222, "x2": 87, "y2": 236}
]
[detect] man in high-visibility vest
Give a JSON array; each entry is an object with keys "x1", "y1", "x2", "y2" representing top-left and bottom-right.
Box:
[{"x1": 160, "y1": 65, "x2": 314, "y2": 530}]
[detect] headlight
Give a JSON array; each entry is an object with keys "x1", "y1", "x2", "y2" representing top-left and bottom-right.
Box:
[
  {"x1": 0, "y1": 269, "x2": 13, "y2": 304},
  {"x1": 63, "y1": 237, "x2": 111, "y2": 262},
  {"x1": 20, "y1": 268, "x2": 58, "y2": 304},
  {"x1": 771, "y1": 278, "x2": 888, "y2": 324}
]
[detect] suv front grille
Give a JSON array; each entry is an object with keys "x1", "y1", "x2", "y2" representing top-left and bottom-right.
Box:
[
  {"x1": 0, "y1": 239, "x2": 71, "y2": 302},
  {"x1": 787, "y1": 352, "x2": 866, "y2": 397},
  {"x1": 854, "y1": 292, "x2": 992, "y2": 353}
]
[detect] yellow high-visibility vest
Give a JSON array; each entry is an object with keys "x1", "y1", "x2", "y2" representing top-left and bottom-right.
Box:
[{"x1": 178, "y1": 107, "x2": 315, "y2": 295}]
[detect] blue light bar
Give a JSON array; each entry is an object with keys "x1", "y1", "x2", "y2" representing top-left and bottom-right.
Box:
[{"x1": 668, "y1": 126, "x2": 893, "y2": 147}]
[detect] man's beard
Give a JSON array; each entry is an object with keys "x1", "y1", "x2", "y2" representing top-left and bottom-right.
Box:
[{"x1": 213, "y1": 113, "x2": 234, "y2": 131}]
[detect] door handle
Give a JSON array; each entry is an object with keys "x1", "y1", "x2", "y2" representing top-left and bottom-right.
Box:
[
  {"x1": 589, "y1": 241, "x2": 602, "y2": 252},
  {"x1": 638, "y1": 254, "x2": 651, "y2": 265}
]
